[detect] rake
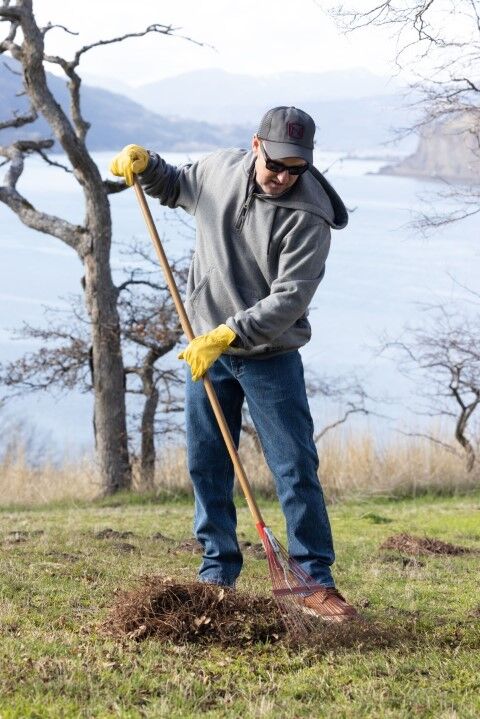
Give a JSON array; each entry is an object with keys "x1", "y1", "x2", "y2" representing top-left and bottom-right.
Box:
[{"x1": 133, "y1": 178, "x2": 330, "y2": 634}]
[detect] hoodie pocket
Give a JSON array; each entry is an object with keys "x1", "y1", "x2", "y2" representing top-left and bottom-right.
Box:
[
  {"x1": 188, "y1": 266, "x2": 258, "y2": 326},
  {"x1": 188, "y1": 266, "x2": 215, "y2": 308}
]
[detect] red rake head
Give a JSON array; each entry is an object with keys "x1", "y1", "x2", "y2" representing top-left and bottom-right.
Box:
[{"x1": 256, "y1": 523, "x2": 326, "y2": 637}]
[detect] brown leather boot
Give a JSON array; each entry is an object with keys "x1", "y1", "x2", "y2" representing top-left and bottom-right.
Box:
[{"x1": 298, "y1": 587, "x2": 360, "y2": 622}]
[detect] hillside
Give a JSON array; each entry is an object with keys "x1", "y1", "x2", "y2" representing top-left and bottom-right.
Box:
[
  {"x1": 0, "y1": 60, "x2": 250, "y2": 152},
  {"x1": 133, "y1": 67, "x2": 403, "y2": 122}
]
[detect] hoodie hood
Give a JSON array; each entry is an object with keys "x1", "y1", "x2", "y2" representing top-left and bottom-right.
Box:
[{"x1": 242, "y1": 150, "x2": 348, "y2": 230}]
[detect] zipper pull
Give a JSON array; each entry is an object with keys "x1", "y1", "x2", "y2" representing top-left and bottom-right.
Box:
[{"x1": 235, "y1": 193, "x2": 254, "y2": 231}]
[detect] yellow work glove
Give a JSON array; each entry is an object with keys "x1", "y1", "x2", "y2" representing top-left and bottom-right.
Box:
[
  {"x1": 109, "y1": 144, "x2": 149, "y2": 186},
  {"x1": 178, "y1": 324, "x2": 237, "y2": 381}
]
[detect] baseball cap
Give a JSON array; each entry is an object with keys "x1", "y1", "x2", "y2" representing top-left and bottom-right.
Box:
[{"x1": 257, "y1": 106, "x2": 315, "y2": 164}]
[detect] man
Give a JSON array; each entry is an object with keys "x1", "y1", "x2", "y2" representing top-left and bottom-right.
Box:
[{"x1": 110, "y1": 106, "x2": 358, "y2": 621}]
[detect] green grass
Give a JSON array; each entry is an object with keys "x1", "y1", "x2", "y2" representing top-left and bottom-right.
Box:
[{"x1": 1, "y1": 492, "x2": 480, "y2": 718}]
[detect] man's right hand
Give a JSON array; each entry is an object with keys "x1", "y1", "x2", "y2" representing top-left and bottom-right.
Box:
[{"x1": 109, "y1": 144, "x2": 149, "y2": 186}]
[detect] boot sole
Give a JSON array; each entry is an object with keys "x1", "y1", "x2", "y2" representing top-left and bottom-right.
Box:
[{"x1": 300, "y1": 605, "x2": 359, "y2": 622}]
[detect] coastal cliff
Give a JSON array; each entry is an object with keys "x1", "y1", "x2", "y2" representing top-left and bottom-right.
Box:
[{"x1": 379, "y1": 113, "x2": 480, "y2": 183}]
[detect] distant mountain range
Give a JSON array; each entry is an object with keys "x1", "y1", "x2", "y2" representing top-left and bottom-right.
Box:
[
  {"x1": 130, "y1": 67, "x2": 404, "y2": 123},
  {"x1": 90, "y1": 68, "x2": 417, "y2": 152},
  {"x1": 0, "y1": 61, "x2": 250, "y2": 151},
  {"x1": 1, "y1": 62, "x2": 416, "y2": 153}
]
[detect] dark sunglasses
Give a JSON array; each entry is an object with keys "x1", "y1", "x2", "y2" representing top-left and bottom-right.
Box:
[{"x1": 259, "y1": 141, "x2": 309, "y2": 176}]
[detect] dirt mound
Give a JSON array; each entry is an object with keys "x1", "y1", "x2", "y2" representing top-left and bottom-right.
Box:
[
  {"x1": 4, "y1": 529, "x2": 44, "y2": 544},
  {"x1": 151, "y1": 532, "x2": 174, "y2": 542},
  {"x1": 45, "y1": 551, "x2": 80, "y2": 562},
  {"x1": 172, "y1": 538, "x2": 203, "y2": 554},
  {"x1": 111, "y1": 542, "x2": 139, "y2": 553},
  {"x1": 94, "y1": 528, "x2": 135, "y2": 540},
  {"x1": 102, "y1": 577, "x2": 286, "y2": 645},
  {"x1": 380, "y1": 533, "x2": 473, "y2": 556}
]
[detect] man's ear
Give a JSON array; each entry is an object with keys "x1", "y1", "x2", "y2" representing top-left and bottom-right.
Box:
[{"x1": 252, "y1": 134, "x2": 260, "y2": 155}]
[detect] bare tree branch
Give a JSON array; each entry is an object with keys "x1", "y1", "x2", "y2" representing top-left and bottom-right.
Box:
[
  {"x1": 0, "y1": 319, "x2": 91, "y2": 397},
  {"x1": 0, "y1": 107, "x2": 37, "y2": 129},
  {"x1": 0, "y1": 140, "x2": 86, "y2": 251},
  {"x1": 40, "y1": 22, "x2": 79, "y2": 38},
  {"x1": 446, "y1": 273, "x2": 480, "y2": 301},
  {"x1": 0, "y1": 7, "x2": 21, "y2": 54},
  {"x1": 35, "y1": 149, "x2": 73, "y2": 174},
  {"x1": 71, "y1": 24, "x2": 212, "y2": 62},
  {"x1": 314, "y1": 407, "x2": 372, "y2": 442},
  {"x1": 0, "y1": 234, "x2": 190, "y2": 485},
  {"x1": 104, "y1": 179, "x2": 129, "y2": 195},
  {"x1": 396, "y1": 429, "x2": 460, "y2": 455},
  {"x1": 0, "y1": 4, "x2": 22, "y2": 22},
  {"x1": 1, "y1": 59, "x2": 22, "y2": 75}
]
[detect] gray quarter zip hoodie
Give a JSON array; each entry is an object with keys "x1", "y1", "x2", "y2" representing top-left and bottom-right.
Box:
[{"x1": 139, "y1": 148, "x2": 348, "y2": 357}]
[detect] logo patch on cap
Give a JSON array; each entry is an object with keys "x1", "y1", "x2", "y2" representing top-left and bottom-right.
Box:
[{"x1": 288, "y1": 122, "x2": 304, "y2": 140}]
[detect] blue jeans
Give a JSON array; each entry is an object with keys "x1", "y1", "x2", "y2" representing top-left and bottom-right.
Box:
[{"x1": 185, "y1": 350, "x2": 335, "y2": 588}]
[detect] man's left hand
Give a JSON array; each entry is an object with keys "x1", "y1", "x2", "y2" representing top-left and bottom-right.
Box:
[{"x1": 178, "y1": 324, "x2": 236, "y2": 381}]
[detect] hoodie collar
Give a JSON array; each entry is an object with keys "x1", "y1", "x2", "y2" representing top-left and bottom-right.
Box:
[{"x1": 241, "y1": 150, "x2": 348, "y2": 230}]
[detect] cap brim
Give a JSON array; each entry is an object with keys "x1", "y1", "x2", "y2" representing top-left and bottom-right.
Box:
[{"x1": 263, "y1": 139, "x2": 312, "y2": 164}]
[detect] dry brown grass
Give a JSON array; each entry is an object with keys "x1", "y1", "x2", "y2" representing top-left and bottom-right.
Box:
[
  {"x1": 0, "y1": 445, "x2": 100, "y2": 506},
  {"x1": 318, "y1": 431, "x2": 479, "y2": 499},
  {"x1": 0, "y1": 430, "x2": 478, "y2": 506},
  {"x1": 153, "y1": 431, "x2": 479, "y2": 501}
]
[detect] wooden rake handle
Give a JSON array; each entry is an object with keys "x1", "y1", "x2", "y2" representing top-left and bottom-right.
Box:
[{"x1": 133, "y1": 178, "x2": 264, "y2": 528}]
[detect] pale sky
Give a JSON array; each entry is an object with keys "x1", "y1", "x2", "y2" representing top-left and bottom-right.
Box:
[{"x1": 33, "y1": 0, "x2": 406, "y2": 86}]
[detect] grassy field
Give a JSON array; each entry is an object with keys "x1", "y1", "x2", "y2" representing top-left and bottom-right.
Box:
[{"x1": 1, "y1": 491, "x2": 480, "y2": 718}]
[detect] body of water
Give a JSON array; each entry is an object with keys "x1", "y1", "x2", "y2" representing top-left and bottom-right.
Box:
[{"x1": 1, "y1": 150, "x2": 478, "y2": 454}]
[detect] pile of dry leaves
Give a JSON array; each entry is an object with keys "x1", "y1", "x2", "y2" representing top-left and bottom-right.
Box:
[{"x1": 102, "y1": 576, "x2": 286, "y2": 645}]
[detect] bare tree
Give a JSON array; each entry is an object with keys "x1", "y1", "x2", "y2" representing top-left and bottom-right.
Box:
[
  {"x1": 117, "y1": 242, "x2": 189, "y2": 488},
  {"x1": 327, "y1": 1, "x2": 480, "y2": 473},
  {"x1": 0, "y1": 243, "x2": 189, "y2": 488},
  {"x1": 0, "y1": 1, "x2": 199, "y2": 493},
  {"x1": 329, "y1": 0, "x2": 480, "y2": 226},
  {"x1": 380, "y1": 303, "x2": 480, "y2": 471}
]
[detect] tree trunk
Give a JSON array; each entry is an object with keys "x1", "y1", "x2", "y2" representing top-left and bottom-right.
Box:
[
  {"x1": 10, "y1": 1, "x2": 132, "y2": 493},
  {"x1": 455, "y1": 406, "x2": 476, "y2": 473},
  {"x1": 140, "y1": 355, "x2": 159, "y2": 490},
  {"x1": 83, "y1": 226, "x2": 131, "y2": 493}
]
